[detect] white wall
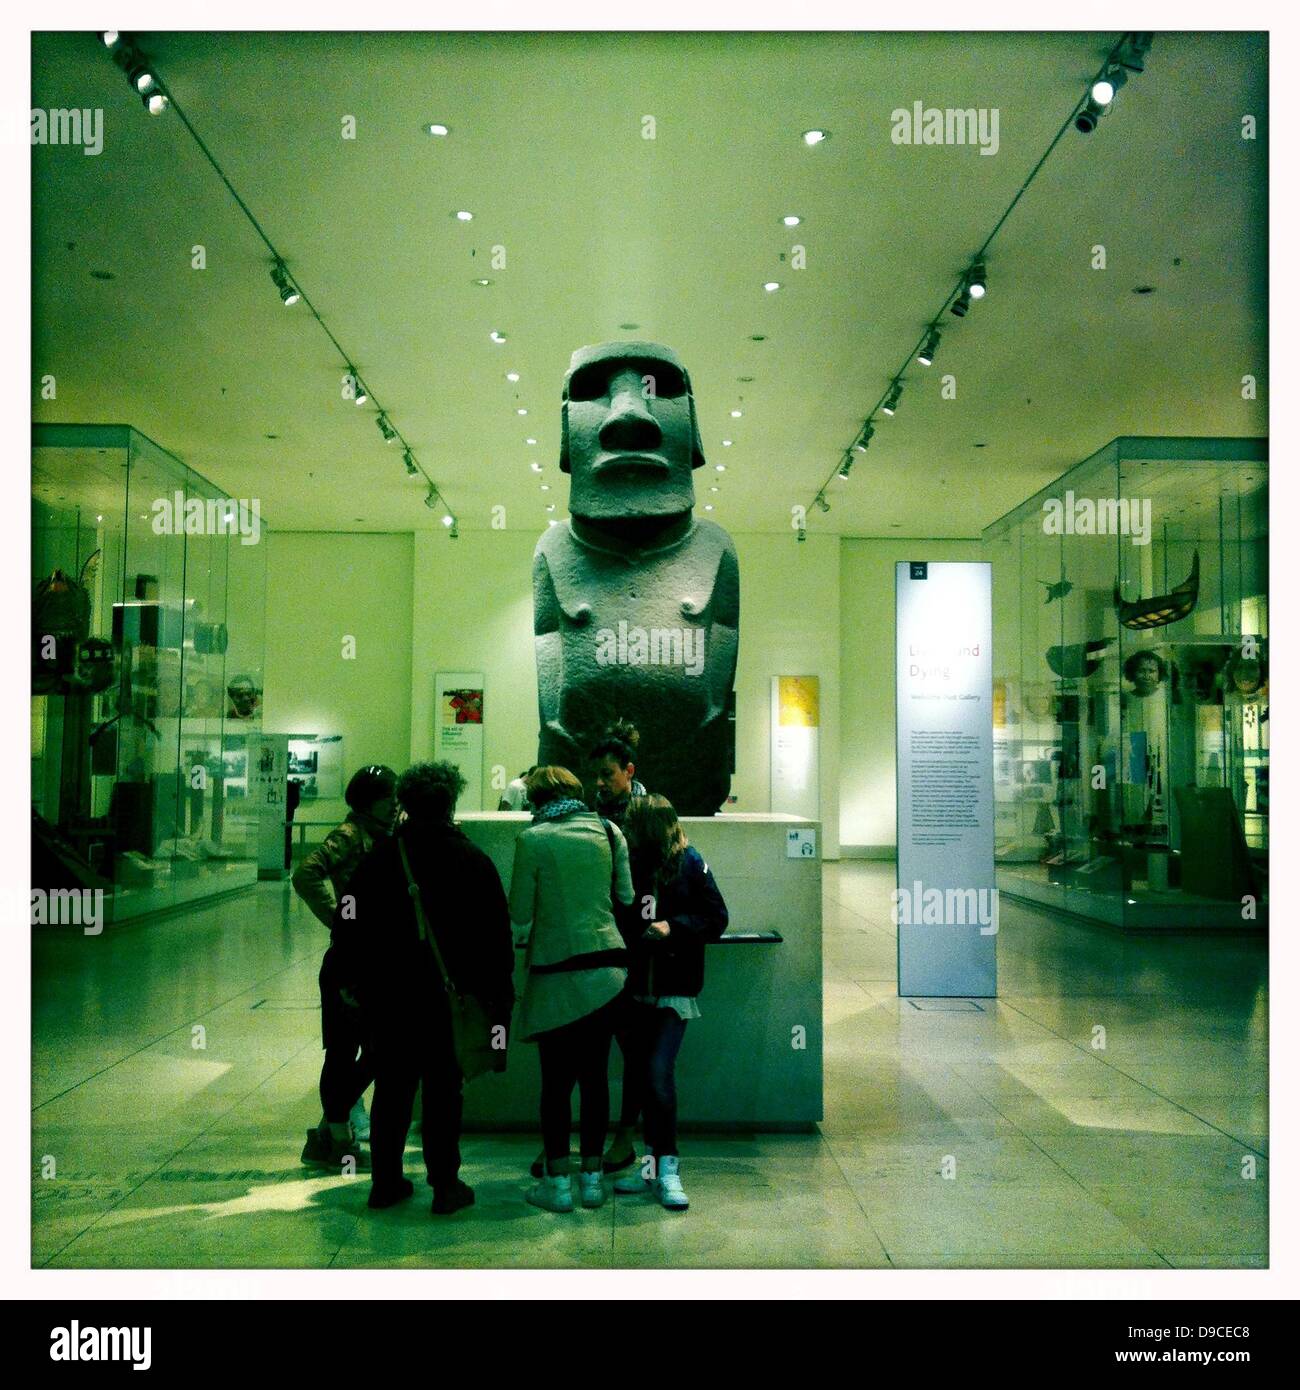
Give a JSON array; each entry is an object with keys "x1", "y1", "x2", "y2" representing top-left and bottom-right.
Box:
[{"x1": 262, "y1": 532, "x2": 414, "y2": 825}]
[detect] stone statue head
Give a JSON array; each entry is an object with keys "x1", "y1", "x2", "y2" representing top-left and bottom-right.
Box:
[{"x1": 559, "y1": 341, "x2": 706, "y2": 520}]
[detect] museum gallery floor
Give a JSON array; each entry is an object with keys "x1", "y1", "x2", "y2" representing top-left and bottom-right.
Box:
[{"x1": 32, "y1": 863, "x2": 1266, "y2": 1268}]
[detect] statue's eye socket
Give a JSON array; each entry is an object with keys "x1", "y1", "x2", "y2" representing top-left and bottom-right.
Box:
[
  {"x1": 567, "y1": 366, "x2": 607, "y2": 402},
  {"x1": 649, "y1": 366, "x2": 686, "y2": 398}
]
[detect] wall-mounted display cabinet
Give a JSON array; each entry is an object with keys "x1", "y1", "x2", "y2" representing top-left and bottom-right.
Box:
[
  {"x1": 984, "y1": 437, "x2": 1267, "y2": 930},
  {"x1": 32, "y1": 424, "x2": 268, "y2": 923}
]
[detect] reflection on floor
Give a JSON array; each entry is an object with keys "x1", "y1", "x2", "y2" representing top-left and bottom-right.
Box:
[{"x1": 32, "y1": 862, "x2": 1267, "y2": 1269}]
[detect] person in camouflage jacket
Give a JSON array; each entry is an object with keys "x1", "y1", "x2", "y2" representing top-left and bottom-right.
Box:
[{"x1": 292, "y1": 764, "x2": 397, "y2": 1170}]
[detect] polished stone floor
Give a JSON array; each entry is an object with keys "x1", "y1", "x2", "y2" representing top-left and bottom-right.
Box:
[{"x1": 32, "y1": 862, "x2": 1267, "y2": 1268}]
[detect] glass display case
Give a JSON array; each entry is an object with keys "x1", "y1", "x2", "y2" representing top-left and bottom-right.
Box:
[
  {"x1": 984, "y1": 437, "x2": 1267, "y2": 929},
  {"x1": 32, "y1": 423, "x2": 268, "y2": 923}
]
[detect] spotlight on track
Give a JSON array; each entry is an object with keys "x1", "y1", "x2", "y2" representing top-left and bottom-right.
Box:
[
  {"x1": 854, "y1": 423, "x2": 874, "y2": 453},
  {"x1": 442, "y1": 512, "x2": 455, "y2": 527},
  {"x1": 881, "y1": 382, "x2": 902, "y2": 417},
  {"x1": 815, "y1": 493, "x2": 830, "y2": 514},
  {"x1": 377, "y1": 415, "x2": 398, "y2": 444},
  {"x1": 1076, "y1": 67, "x2": 1126, "y2": 133},
  {"x1": 403, "y1": 449, "x2": 420, "y2": 478},
  {"x1": 347, "y1": 369, "x2": 368, "y2": 407},
  {"x1": 951, "y1": 289, "x2": 971, "y2": 318},
  {"x1": 917, "y1": 328, "x2": 941, "y2": 366},
  {"x1": 270, "y1": 261, "x2": 299, "y2": 306},
  {"x1": 144, "y1": 89, "x2": 169, "y2": 115},
  {"x1": 967, "y1": 263, "x2": 987, "y2": 300},
  {"x1": 838, "y1": 455, "x2": 853, "y2": 480},
  {"x1": 101, "y1": 31, "x2": 122, "y2": 48},
  {"x1": 423, "y1": 487, "x2": 439, "y2": 510}
]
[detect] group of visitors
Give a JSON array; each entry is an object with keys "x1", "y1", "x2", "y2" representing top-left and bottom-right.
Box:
[{"x1": 291, "y1": 721, "x2": 729, "y2": 1219}]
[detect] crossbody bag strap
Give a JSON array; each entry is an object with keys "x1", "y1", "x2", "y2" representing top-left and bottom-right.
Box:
[{"x1": 398, "y1": 838, "x2": 454, "y2": 993}]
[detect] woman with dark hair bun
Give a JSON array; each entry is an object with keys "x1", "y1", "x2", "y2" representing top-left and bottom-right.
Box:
[
  {"x1": 590, "y1": 719, "x2": 647, "y2": 829},
  {"x1": 292, "y1": 763, "x2": 397, "y2": 1172}
]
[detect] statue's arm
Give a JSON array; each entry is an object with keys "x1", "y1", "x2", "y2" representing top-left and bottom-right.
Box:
[
  {"x1": 532, "y1": 548, "x2": 563, "y2": 735},
  {"x1": 705, "y1": 541, "x2": 740, "y2": 717}
]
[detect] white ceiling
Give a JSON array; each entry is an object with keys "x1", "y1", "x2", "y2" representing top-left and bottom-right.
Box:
[{"x1": 32, "y1": 30, "x2": 1268, "y2": 537}]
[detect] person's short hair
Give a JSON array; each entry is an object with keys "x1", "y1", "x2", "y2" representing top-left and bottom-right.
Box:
[
  {"x1": 1123, "y1": 650, "x2": 1166, "y2": 684},
  {"x1": 589, "y1": 718, "x2": 640, "y2": 767},
  {"x1": 344, "y1": 764, "x2": 397, "y2": 813},
  {"x1": 524, "y1": 765, "x2": 584, "y2": 808},
  {"x1": 397, "y1": 761, "x2": 466, "y2": 822}
]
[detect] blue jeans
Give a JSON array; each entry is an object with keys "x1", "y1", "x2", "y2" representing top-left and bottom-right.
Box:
[{"x1": 620, "y1": 999, "x2": 688, "y2": 1157}]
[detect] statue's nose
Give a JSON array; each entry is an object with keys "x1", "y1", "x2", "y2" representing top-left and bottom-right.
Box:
[{"x1": 599, "y1": 391, "x2": 662, "y2": 454}]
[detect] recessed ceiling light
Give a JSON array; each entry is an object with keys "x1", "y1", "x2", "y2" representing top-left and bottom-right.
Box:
[
  {"x1": 530, "y1": 463, "x2": 542, "y2": 472},
  {"x1": 472, "y1": 278, "x2": 492, "y2": 287},
  {"x1": 704, "y1": 504, "x2": 714, "y2": 511},
  {"x1": 709, "y1": 486, "x2": 719, "y2": 493},
  {"x1": 455, "y1": 210, "x2": 474, "y2": 221},
  {"x1": 763, "y1": 281, "x2": 780, "y2": 293},
  {"x1": 802, "y1": 129, "x2": 829, "y2": 146},
  {"x1": 490, "y1": 331, "x2": 506, "y2": 343},
  {"x1": 545, "y1": 504, "x2": 555, "y2": 512},
  {"x1": 715, "y1": 463, "x2": 726, "y2": 472},
  {"x1": 525, "y1": 436, "x2": 537, "y2": 445},
  {"x1": 426, "y1": 122, "x2": 450, "y2": 136},
  {"x1": 620, "y1": 322, "x2": 640, "y2": 331},
  {"x1": 517, "y1": 408, "x2": 528, "y2": 416},
  {"x1": 722, "y1": 440, "x2": 732, "y2": 447},
  {"x1": 506, "y1": 372, "x2": 520, "y2": 382},
  {"x1": 548, "y1": 519, "x2": 557, "y2": 526},
  {"x1": 541, "y1": 484, "x2": 550, "y2": 491},
  {"x1": 782, "y1": 215, "x2": 802, "y2": 226},
  {"x1": 730, "y1": 409, "x2": 742, "y2": 418}
]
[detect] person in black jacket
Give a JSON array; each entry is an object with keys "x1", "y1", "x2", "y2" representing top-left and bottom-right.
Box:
[
  {"x1": 612, "y1": 794, "x2": 727, "y2": 1211},
  {"x1": 332, "y1": 761, "x2": 515, "y2": 1216}
]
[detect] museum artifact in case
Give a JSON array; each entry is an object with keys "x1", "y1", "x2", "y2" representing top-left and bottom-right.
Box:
[
  {"x1": 984, "y1": 436, "x2": 1267, "y2": 929},
  {"x1": 32, "y1": 423, "x2": 267, "y2": 924}
]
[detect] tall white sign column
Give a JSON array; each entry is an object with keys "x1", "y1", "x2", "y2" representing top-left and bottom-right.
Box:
[{"x1": 895, "y1": 561, "x2": 996, "y2": 997}]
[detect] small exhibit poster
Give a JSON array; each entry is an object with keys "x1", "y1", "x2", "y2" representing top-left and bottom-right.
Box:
[
  {"x1": 434, "y1": 671, "x2": 485, "y2": 809},
  {"x1": 895, "y1": 561, "x2": 996, "y2": 997},
  {"x1": 770, "y1": 675, "x2": 820, "y2": 821}
]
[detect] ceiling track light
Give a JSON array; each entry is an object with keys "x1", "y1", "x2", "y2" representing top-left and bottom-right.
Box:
[
  {"x1": 815, "y1": 493, "x2": 830, "y2": 514},
  {"x1": 917, "y1": 328, "x2": 941, "y2": 366},
  {"x1": 346, "y1": 368, "x2": 368, "y2": 406},
  {"x1": 377, "y1": 415, "x2": 398, "y2": 443},
  {"x1": 1076, "y1": 63, "x2": 1129, "y2": 133},
  {"x1": 854, "y1": 422, "x2": 874, "y2": 453},
  {"x1": 838, "y1": 455, "x2": 853, "y2": 480},
  {"x1": 966, "y1": 263, "x2": 987, "y2": 299},
  {"x1": 423, "y1": 487, "x2": 439, "y2": 510},
  {"x1": 881, "y1": 382, "x2": 903, "y2": 416},
  {"x1": 402, "y1": 449, "x2": 419, "y2": 478},
  {"x1": 270, "y1": 261, "x2": 299, "y2": 306}
]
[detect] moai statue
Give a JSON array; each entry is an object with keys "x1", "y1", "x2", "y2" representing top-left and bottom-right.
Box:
[{"x1": 532, "y1": 342, "x2": 739, "y2": 814}]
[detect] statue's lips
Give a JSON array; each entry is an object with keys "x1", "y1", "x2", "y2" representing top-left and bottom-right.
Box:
[{"x1": 593, "y1": 454, "x2": 670, "y2": 474}]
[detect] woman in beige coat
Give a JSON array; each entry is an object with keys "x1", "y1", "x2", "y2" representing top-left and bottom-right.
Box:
[{"x1": 509, "y1": 766, "x2": 634, "y2": 1212}]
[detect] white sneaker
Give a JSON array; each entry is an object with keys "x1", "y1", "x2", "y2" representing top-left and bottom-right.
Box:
[
  {"x1": 349, "y1": 1098, "x2": 370, "y2": 1143},
  {"x1": 579, "y1": 1170, "x2": 606, "y2": 1208},
  {"x1": 526, "y1": 1173, "x2": 574, "y2": 1213},
  {"x1": 614, "y1": 1156, "x2": 654, "y2": 1195},
  {"x1": 655, "y1": 1155, "x2": 689, "y2": 1210}
]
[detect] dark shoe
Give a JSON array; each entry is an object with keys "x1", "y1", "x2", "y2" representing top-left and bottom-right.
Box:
[
  {"x1": 368, "y1": 1178, "x2": 415, "y2": 1210},
  {"x1": 431, "y1": 1179, "x2": 475, "y2": 1216},
  {"x1": 300, "y1": 1126, "x2": 330, "y2": 1167},
  {"x1": 602, "y1": 1147, "x2": 637, "y2": 1175}
]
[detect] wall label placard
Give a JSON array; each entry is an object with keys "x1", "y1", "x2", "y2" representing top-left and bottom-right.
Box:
[
  {"x1": 786, "y1": 828, "x2": 817, "y2": 859},
  {"x1": 894, "y1": 561, "x2": 996, "y2": 997},
  {"x1": 433, "y1": 672, "x2": 485, "y2": 809}
]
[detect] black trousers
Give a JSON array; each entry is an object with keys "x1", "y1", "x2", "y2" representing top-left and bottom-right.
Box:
[
  {"x1": 368, "y1": 1005, "x2": 463, "y2": 1191},
  {"x1": 318, "y1": 948, "x2": 374, "y2": 1124},
  {"x1": 536, "y1": 996, "x2": 621, "y2": 1162},
  {"x1": 619, "y1": 999, "x2": 688, "y2": 1157}
]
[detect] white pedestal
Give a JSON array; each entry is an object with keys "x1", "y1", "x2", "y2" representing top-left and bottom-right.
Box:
[{"x1": 456, "y1": 812, "x2": 823, "y2": 1129}]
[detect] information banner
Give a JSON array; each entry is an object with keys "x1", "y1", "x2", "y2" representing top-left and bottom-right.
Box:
[
  {"x1": 895, "y1": 561, "x2": 996, "y2": 997},
  {"x1": 433, "y1": 672, "x2": 485, "y2": 809},
  {"x1": 770, "y1": 675, "x2": 820, "y2": 820}
]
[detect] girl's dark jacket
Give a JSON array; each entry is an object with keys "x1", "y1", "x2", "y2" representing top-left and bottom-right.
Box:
[{"x1": 617, "y1": 845, "x2": 728, "y2": 999}]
